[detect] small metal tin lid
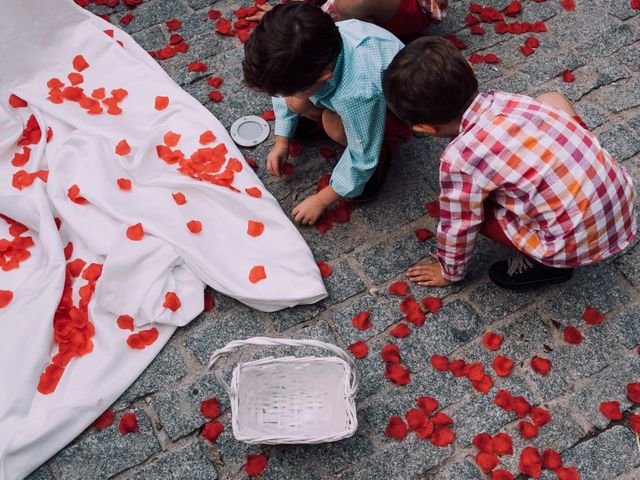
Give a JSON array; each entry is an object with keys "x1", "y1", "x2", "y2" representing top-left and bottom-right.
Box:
[{"x1": 230, "y1": 115, "x2": 270, "y2": 147}]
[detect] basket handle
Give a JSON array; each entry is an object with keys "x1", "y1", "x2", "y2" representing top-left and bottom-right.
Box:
[{"x1": 208, "y1": 337, "x2": 359, "y2": 398}]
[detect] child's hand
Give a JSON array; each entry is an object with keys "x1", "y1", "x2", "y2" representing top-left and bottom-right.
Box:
[
  {"x1": 246, "y1": 4, "x2": 273, "y2": 22},
  {"x1": 406, "y1": 254, "x2": 452, "y2": 287},
  {"x1": 267, "y1": 136, "x2": 290, "y2": 178},
  {"x1": 292, "y1": 193, "x2": 329, "y2": 225}
]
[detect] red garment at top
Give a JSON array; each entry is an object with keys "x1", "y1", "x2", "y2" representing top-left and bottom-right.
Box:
[{"x1": 379, "y1": 0, "x2": 433, "y2": 37}]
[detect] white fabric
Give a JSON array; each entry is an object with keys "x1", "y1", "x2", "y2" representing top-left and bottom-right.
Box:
[{"x1": 0, "y1": 1, "x2": 327, "y2": 478}]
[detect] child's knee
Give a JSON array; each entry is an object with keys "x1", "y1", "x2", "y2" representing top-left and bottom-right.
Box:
[
  {"x1": 536, "y1": 92, "x2": 576, "y2": 115},
  {"x1": 322, "y1": 109, "x2": 347, "y2": 145}
]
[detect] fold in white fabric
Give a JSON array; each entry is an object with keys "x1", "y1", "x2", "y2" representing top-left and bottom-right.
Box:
[{"x1": 0, "y1": 1, "x2": 327, "y2": 478}]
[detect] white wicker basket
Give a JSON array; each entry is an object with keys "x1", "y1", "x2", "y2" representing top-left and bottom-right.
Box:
[{"x1": 207, "y1": 337, "x2": 359, "y2": 444}]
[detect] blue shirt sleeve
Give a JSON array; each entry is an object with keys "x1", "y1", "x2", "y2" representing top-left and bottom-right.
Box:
[
  {"x1": 272, "y1": 96, "x2": 299, "y2": 139},
  {"x1": 329, "y1": 95, "x2": 387, "y2": 198}
]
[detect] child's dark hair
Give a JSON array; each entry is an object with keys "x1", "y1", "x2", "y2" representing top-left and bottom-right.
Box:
[
  {"x1": 243, "y1": 2, "x2": 342, "y2": 96},
  {"x1": 382, "y1": 37, "x2": 478, "y2": 126}
]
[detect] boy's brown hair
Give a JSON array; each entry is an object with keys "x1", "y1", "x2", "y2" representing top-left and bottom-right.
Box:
[
  {"x1": 382, "y1": 37, "x2": 478, "y2": 126},
  {"x1": 243, "y1": 2, "x2": 342, "y2": 97}
]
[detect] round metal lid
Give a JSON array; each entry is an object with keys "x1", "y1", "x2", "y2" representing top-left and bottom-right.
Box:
[{"x1": 230, "y1": 115, "x2": 270, "y2": 147}]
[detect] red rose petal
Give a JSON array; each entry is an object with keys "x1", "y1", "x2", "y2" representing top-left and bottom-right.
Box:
[
  {"x1": 465, "y1": 363, "x2": 485, "y2": 382},
  {"x1": 126, "y1": 223, "x2": 144, "y2": 241},
  {"x1": 115, "y1": 139, "x2": 131, "y2": 156},
  {"x1": 385, "y1": 416, "x2": 408, "y2": 440},
  {"x1": 348, "y1": 340, "x2": 368, "y2": 359},
  {"x1": 249, "y1": 265, "x2": 266, "y2": 284},
  {"x1": 117, "y1": 314, "x2": 134, "y2": 331},
  {"x1": 563, "y1": 325, "x2": 583, "y2": 345},
  {"x1": 491, "y1": 470, "x2": 514, "y2": 480},
  {"x1": 449, "y1": 359, "x2": 467, "y2": 377},
  {"x1": 632, "y1": 0, "x2": 640, "y2": 10},
  {"x1": 519, "y1": 446, "x2": 542, "y2": 478},
  {"x1": 201, "y1": 420, "x2": 224, "y2": 443},
  {"x1": 163, "y1": 291, "x2": 181, "y2": 311},
  {"x1": 582, "y1": 306, "x2": 604, "y2": 325},
  {"x1": 381, "y1": 344, "x2": 401, "y2": 364},
  {"x1": 0, "y1": 290, "x2": 14, "y2": 308},
  {"x1": 431, "y1": 412, "x2": 453, "y2": 427},
  {"x1": 416, "y1": 396, "x2": 439, "y2": 414},
  {"x1": 430, "y1": 427, "x2": 454, "y2": 447},
  {"x1": 513, "y1": 396, "x2": 532, "y2": 418},
  {"x1": 390, "y1": 323, "x2": 411, "y2": 338},
  {"x1": 199, "y1": 130, "x2": 216, "y2": 144},
  {"x1": 352, "y1": 310, "x2": 372, "y2": 331},
  {"x1": 557, "y1": 467, "x2": 580, "y2": 480},
  {"x1": 282, "y1": 162, "x2": 294, "y2": 176},
  {"x1": 473, "y1": 432, "x2": 495, "y2": 454},
  {"x1": 385, "y1": 363, "x2": 411, "y2": 385},
  {"x1": 187, "y1": 220, "x2": 202, "y2": 234},
  {"x1": 245, "y1": 454, "x2": 268, "y2": 477},
  {"x1": 245, "y1": 187, "x2": 262, "y2": 198},
  {"x1": 562, "y1": 69, "x2": 575, "y2": 83},
  {"x1": 483, "y1": 332, "x2": 503, "y2": 350},
  {"x1": 118, "y1": 412, "x2": 138, "y2": 434},
  {"x1": 188, "y1": 61, "x2": 208, "y2": 72},
  {"x1": 117, "y1": 178, "x2": 132, "y2": 191},
  {"x1": 422, "y1": 296, "x2": 441, "y2": 313},
  {"x1": 208, "y1": 90, "x2": 223, "y2": 102},
  {"x1": 67, "y1": 184, "x2": 88, "y2": 205},
  {"x1": 405, "y1": 408, "x2": 429, "y2": 431},
  {"x1": 518, "y1": 420, "x2": 539, "y2": 439},
  {"x1": 560, "y1": 0, "x2": 575, "y2": 11},
  {"x1": 415, "y1": 228, "x2": 433, "y2": 242},
  {"x1": 531, "y1": 356, "x2": 551, "y2": 375},
  {"x1": 599, "y1": 400, "x2": 622, "y2": 421},
  {"x1": 204, "y1": 292, "x2": 215, "y2": 311},
  {"x1": 542, "y1": 448, "x2": 563, "y2": 470},
  {"x1": 172, "y1": 192, "x2": 187, "y2": 205},
  {"x1": 9, "y1": 94, "x2": 28, "y2": 108},
  {"x1": 493, "y1": 432, "x2": 513, "y2": 455},
  {"x1": 166, "y1": 18, "x2": 182, "y2": 31},
  {"x1": 493, "y1": 356, "x2": 513, "y2": 377},
  {"x1": 388, "y1": 281, "x2": 409, "y2": 296},
  {"x1": 425, "y1": 201, "x2": 440, "y2": 217},
  {"x1": 139, "y1": 327, "x2": 159, "y2": 346},
  {"x1": 261, "y1": 109, "x2": 275, "y2": 121},
  {"x1": 201, "y1": 397, "x2": 220, "y2": 419},
  {"x1": 471, "y1": 374, "x2": 494, "y2": 394},
  {"x1": 316, "y1": 260, "x2": 332, "y2": 278},
  {"x1": 628, "y1": 382, "x2": 640, "y2": 403},
  {"x1": 629, "y1": 414, "x2": 640, "y2": 433},
  {"x1": 431, "y1": 354, "x2": 450, "y2": 371},
  {"x1": 494, "y1": 389, "x2": 514, "y2": 411},
  {"x1": 476, "y1": 452, "x2": 500, "y2": 474},
  {"x1": 92, "y1": 410, "x2": 115, "y2": 430},
  {"x1": 529, "y1": 406, "x2": 551, "y2": 427},
  {"x1": 207, "y1": 77, "x2": 224, "y2": 88},
  {"x1": 155, "y1": 96, "x2": 169, "y2": 110},
  {"x1": 120, "y1": 13, "x2": 134, "y2": 25},
  {"x1": 289, "y1": 143, "x2": 302, "y2": 157}
]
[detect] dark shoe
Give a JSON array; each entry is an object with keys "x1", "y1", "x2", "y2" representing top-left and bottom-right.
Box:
[
  {"x1": 351, "y1": 143, "x2": 392, "y2": 204},
  {"x1": 489, "y1": 254, "x2": 574, "y2": 290},
  {"x1": 291, "y1": 117, "x2": 329, "y2": 143}
]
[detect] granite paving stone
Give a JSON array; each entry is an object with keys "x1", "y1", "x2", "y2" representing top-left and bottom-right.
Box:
[
  {"x1": 128, "y1": 442, "x2": 218, "y2": 480},
  {"x1": 599, "y1": 125, "x2": 640, "y2": 161},
  {"x1": 429, "y1": 460, "x2": 484, "y2": 480}
]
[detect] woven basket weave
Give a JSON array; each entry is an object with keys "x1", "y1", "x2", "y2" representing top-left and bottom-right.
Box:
[{"x1": 208, "y1": 337, "x2": 359, "y2": 444}]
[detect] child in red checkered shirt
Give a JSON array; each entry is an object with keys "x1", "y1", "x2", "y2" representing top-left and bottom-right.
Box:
[{"x1": 382, "y1": 37, "x2": 636, "y2": 290}]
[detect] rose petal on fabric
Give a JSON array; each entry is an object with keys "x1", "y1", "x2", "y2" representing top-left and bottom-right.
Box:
[
  {"x1": 385, "y1": 363, "x2": 411, "y2": 385},
  {"x1": 92, "y1": 410, "x2": 115, "y2": 430},
  {"x1": 476, "y1": 452, "x2": 500, "y2": 474},
  {"x1": 557, "y1": 467, "x2": 580, "y2": 480},
  {"x1": 421, "y1": 296, "x2": 441, "y2": 313},
  {"x1": 201, "y1": 397, "x2": 220, "y2": 419},
  {"x1": 126, "y1": 333, "x2": 145, "y2": 349},
  {"x1": 381, "y1": 344, "x2": 401, "y2": 364},
  {"x1": 562, "y1": 69, "x2": 575, "y2": 83},
  {"x1": 139, "y1": 328, "x2": 159, "y2": 346},
  {"x1": 249, "y1": 265, "x2": 267, "y2": 284},
  {"x1": 386, "y1": 416, "x2": 408, "y2": 440},
  {"x1": 187, "y1": 220, "x2": 202, "y2": 234},
  {"x1": 154, "y1": 96, "x2": 169, "y2": 110},
  {"x1": 531, "y1": 356, "x2": 551, "y2": 375},
  {"x1": 518, "y1": 420, "x2": 539, "y2": 439},
  {"x1": 117, "y1": 178, "x2": 132, "y2": 191},
  {"x1": 67, "y1": 258, "x2": 86, "y2": 278},
  {"x1": 430, "y1": 426, "x2": 455, "y2": 447},
  {"x1": 529, "y1": 406, "x2": 551, "y2": 427},
  {"x1": 599, "y1": 400, "x2": 622, "y2": 421},
  {"x1": 245, "y1": 187, "x2": 262, "y2": 198},
  {"x1": 563, "y1": 325, "x2": 583, "y2": 345},
  {"x1": 431, "y1": 354, "x2": 450, "y2": 371},
  {"x1": 115, "y1": 139, "x2": 131, "y2": 156},
  {"x1": 414, "y1": 228, "x2": 433, "y2": 242},
  {"x1": 245, "y1": 454, "x2": 268, "y2": 477},
  {"x1": 64, "y1": 241, "x2": 73, "y2": 260},
  {"x1": 199, "y1": 130, "x2": 216, "y2": 145},
  {"x1": 628, "y1": 382, "x2": 640, "y2": 403},
  {"x1": 491, "y1": 470, "x2": 514, "y2": 480},
  {"x1": 116, "y1": 314, "x2": 134, "y2": 331},
  {"x1": 629, "y1": 414, "x2": 640, "y2": 433},
  {"x1": 166, "y1": 18, "x2": 182, "y2": 31},
  {"x1": 493, "y1": 356, "x2": 513, "y2": 377},
  {"x1": 11, "y1": 146, "x2": 31, "y2": 167},
  {"x1": 483, "y1": 332, "x2": 503, "y2": 351},
  {"x1": 67, "y1": 72, "x2": 84, "y2": 86},
  {"x1": 416, "y1": 396, "x2": 439, "y2": 414},
  {"x1": 118, "y1": 412, "x2": 138, "y2": 434},
  {"x1": 473, "y1": 432, "x2": 495, "y2": 454},
  {"x1": 542, "y1": 448, "x2": 563, "y2": 470},
  {"x1": 126, "y1": 223, "x2": 144, "y2": 241},
  {"x1": 164, "y1": 131, "x2": 181, "y2": 147},
  {"x1": 163, "y1": 291, "x2": 182, "y2": 311},
  {"x1": 348, "y1": 340, "x2": 368, "y2": 359},
  {"x1": 352, "y1": 310, "x2": 372, "y2": 331},
  {"x1": 201, "y1": 421, "x2": 224, "y2": 443},
  {"x1": 172, "y1": 192, "x2": 187, "y2": 205},
  {"x1": 390, "y1": 323, "x2": 412, "y2": 338},
  {"x1": 493, "y1": 432, "x2": 513, "y2": 456},
  {"x1": 0, "y1": 290, "x2": 13, "y2": 308},
  {"x1": 519, "y1": 446, "x2": 542, "y2": 478},
  {"x1": 316, "y1": 260, "x2": 332, "y2": 278},
  {"x1": 512, "y1": 396, "x2": 532, "y2": 418},
  {"x1": 582, "y1": 306, "x2": 604, "y2": 325},
  {"x1": 9, "y1": 94, "x2": 27, "y2": 108}
]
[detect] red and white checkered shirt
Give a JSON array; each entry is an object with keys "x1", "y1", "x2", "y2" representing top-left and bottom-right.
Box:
[{"x1": 437, "y1": 90, "x2": 637, "y2": 282}]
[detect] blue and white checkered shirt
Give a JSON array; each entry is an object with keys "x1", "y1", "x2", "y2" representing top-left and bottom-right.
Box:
[{"x1": 272, "y1": 20, "x2": 404, "y2": 198}]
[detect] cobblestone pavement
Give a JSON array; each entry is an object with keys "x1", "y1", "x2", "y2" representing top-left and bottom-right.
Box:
[{"x1": 27, "y1": 0, "x2": 640, "y2": 479}]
